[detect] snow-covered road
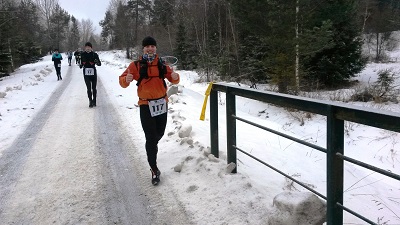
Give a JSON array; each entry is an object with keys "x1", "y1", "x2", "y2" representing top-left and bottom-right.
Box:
[{"x1": 0, "y1": 65, "x2": 192, "y2": 224}]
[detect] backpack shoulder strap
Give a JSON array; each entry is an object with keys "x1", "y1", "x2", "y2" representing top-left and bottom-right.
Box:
[
  {"x1": 157, "y1": 57, "x2": 167, "y2": 88},
  {"x1": 158, "y1": 57, "x2": 167, "y2": 79},
  {"x1": 136, "y1": 59, "x2": 148, "y2": 87}
]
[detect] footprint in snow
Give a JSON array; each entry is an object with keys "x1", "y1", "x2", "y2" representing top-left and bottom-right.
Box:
[{"x1": 186, "y1": 185, "x2": 199, "y2": 193}]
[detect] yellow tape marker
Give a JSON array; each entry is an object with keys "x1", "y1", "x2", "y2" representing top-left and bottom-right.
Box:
[{"x1": 200, "y1": 82, "x2": 214, "y2": 121}]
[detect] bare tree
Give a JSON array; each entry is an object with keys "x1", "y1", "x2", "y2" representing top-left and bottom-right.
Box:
[
  {"x1": 35, "y1": 0, "x2": 58, "y2": 30},
  {"x1": 80, "y1": 18, "x2": 95, "y2": 44}
]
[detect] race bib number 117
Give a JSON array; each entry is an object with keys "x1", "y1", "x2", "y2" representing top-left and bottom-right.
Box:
[
  {"x1": 148, "y1": 98, "x2": 167, "y2": 117},
  {"x1": 84, "y1": 68, "x2": 95, "y2": 76}
]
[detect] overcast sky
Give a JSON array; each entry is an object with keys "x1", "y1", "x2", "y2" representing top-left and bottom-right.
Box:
[{"x1": 58, "y1": 0, "x2": 109, "y2": 34}]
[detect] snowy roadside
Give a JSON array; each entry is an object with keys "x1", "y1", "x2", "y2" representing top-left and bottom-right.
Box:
[
  {"x1": 0, "y1": 55, "x2": 70, "y2": 154},
  {"x1": 98, "y1": 51, "x2": 400, "y2": 224},
  {"x1": 0, "y1": 50, "x2": 398, "y2": 224},
  {"x1": 97, "y1": 52, "x2": 275, "y2": 224}
]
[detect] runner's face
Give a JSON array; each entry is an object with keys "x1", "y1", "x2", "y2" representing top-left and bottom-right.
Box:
[
  {"x1": 85, "y1": 46, "x2": 92, "y2": 52},
  {"x1": 143, "y1": 45, "x2": 156, "y2": 55}
]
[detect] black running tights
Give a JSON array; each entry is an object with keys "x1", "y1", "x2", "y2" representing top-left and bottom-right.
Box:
[
  {"x1": 140, "y1": 105, "x2": 168, "y2": 171},
  {"x1": 84, "y1": 75, "x2": 97, "y2": 101}
]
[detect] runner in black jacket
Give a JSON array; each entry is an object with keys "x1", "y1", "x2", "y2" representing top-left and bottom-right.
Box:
[
  {"x1": 80, "y1": 42, "x2": 101, "y2": 108},
  {"x1": 74, "y1": 49, "x2": 82, "y2": 65}
]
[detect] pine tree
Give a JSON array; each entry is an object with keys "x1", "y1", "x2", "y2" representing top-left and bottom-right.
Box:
[
  {"x1": 185, "y1": 26, "x2": 199, "y2": 70},
  {"x1": 151, "y1": 0, "x2": 175, "y2": 28},
  {"x1": 0, "y1": 44, "x2": 12, "y2": 76},
  {"x1": 126, "y1": 0, "x2": 152, "y2": 47},
  {"x1": 48, "y1": 4, "x2": 70, "y2": 51},
  {"x1": 114, "y1": 2, "x2": 132, "y2": 52},
  {"x1": 100, "y1": 10, "x2": 114, "y2": 49},
  {"x1": 147, "y1": 0, "x2": 177, "y2": 54},
  {"x1": 230, "y1": 0, "x2": 364, "y2": 91},
  {"x1": 237, "y1": 32, "x2": 269, "y2": 86},
  {"x1": 174, "y1": 19, "x2": 189, "y2": 70},
  {"x1": 230, "y1": 0, "x2": 296, "y2": 92},
  {"x1": 67, "y1": 16, "x2": 80, "y2": 50},
  {"x1": 0, "y1": 0, "x2": 16, "y2": 74},
  {"x1": 13, "y1": 0, "x2": 43, "y2": 64},
  {"x1": 302, "y1": 0, "x2": 366, "y2": 88}
]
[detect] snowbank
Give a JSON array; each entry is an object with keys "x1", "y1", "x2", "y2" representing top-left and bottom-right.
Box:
[{"x1": 0, "y1": 55, "x2": 69, "y2": 154}]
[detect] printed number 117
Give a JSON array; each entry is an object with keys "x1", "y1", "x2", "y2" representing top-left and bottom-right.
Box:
[{"x1": 152, "y1": 104, "x2": 163, "y2": 112}]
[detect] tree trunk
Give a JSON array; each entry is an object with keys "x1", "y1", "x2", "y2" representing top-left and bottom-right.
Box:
[
  {"x1": 126, "y1": 47, "x2": 130, "y2": 59},
  {"x1": 295, "y1": 0, "x2": 300, "y2": 92},
  {"x1": 278, "y1": 79, "x2": 288, "y2": 94},
  {"x1": 376, "y1": 32, "x2": 379, "y2": 62},
  {"x1": 135, "y1": 0, "x2": 138, "y2": 46},
  {"x1": 361, "y1": 0, "x2": 370, "y2": 34},
  {"x1": 227, "y1": 3, "x2": 240, "y2": 74},
  {"x1": 203, "y1": 0, "x2": 209, "y2": 82},
  {"x1": 167, "y1": 25, "x2": 173, "y2": 52},
  {"x1": 8, "y1": 38, "x2": 14, "y2": 72}
]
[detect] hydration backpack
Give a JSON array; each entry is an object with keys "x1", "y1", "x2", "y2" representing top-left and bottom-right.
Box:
[{"x1": 135, "y1": 57, "x2": 167, "y2": 88}]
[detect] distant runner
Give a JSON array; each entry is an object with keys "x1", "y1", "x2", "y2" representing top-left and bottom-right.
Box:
[
  {"x1": 67, "y1": 50, "x2": 73, "y2": 66},
  {"x1": 74, "y1": 48, "x2": 82, "y2": 65},
  {"x1": 52, "y1": 49, "x2": 63, "y2": 81}
]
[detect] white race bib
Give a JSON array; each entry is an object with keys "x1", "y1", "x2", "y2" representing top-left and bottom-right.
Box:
[
  {"x1": 148, "y1": 98, "x2": 167, "y2": 117},
  {"x1": 84, "y1": 68, "x2": 95, "y2": 76},
  {"x1": 57, "y1": 64, "x2": 61, "y2": 68}
]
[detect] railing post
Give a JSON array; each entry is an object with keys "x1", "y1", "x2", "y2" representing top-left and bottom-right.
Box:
[
  {"x1": 210, "y1": 88, "x2": 219, "y2": 158},
  {"x1": 326, "y1": 105, "x2": 344, "y2": 225},
  {"x1": 226, "y1": 88, "x2": 237, "y2": 173}
]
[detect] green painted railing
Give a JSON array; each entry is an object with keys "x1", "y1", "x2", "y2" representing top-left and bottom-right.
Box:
[{"x1": 209, "y1": 83, "x2": 400, "y2": 225}]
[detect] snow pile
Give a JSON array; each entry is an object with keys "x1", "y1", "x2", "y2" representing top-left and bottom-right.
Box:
[
  {"x1": 13, "y1": 85, "x2": 22, "y2": 90},
  {"x1": 178, "y1": 124, "x2": 192, "y2": 138},
  {"x1": 98, "y1": 50, "x2": 130, "y2": 69},
  {"x1": 267, "y1": 192, "x2": 326, "y2": 225},
  {"x1": 167, "y1": 85, "x2": 179, "y2": 97}
]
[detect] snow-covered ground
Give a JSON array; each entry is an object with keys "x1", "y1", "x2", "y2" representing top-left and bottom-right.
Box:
[
  {"x1": 0, "y1": 56, "x2": 68, "y2": 155},
  {"x1": 1, "y1": 50, "x2": 399, "y2": 224}
]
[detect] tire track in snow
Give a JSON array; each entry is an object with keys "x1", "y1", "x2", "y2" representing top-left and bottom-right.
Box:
[
  {"x1": 92, "y1": 79, "x2": 153, "y2": 224},
  {"x1": 0, "y1": 65, "x2": 74, "y2": 217},
  {"x1": 0, "y1": 64, "x2": 193, "y2": 224},
  {"x1": 0, "y1": 66, "x2": 152, "y2": 224},
  {"x1": 96, "y1": 69, "x2": 194, "y2": 225},
  {"x1": 0, "y1": 65, "x2": 110, "y2": 224}
]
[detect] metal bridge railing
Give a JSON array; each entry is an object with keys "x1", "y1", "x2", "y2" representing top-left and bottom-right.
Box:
[{"x1": 209, "y1": 83, "x2": 400, "y2": 225}]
